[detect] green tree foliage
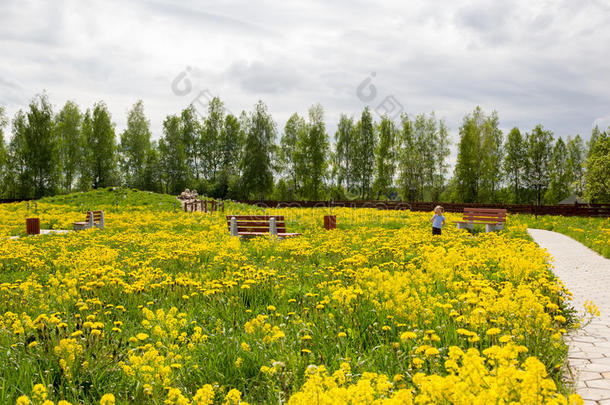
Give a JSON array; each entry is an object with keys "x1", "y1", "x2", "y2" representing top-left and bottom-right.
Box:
[
  {"x1": 545, "y1": 138, "x2": 570, "y2": 204},
  {"x1": 2, "y1": 92, "x2": 602, "y2": 204},
  {"x1": 584, "y1": 130, "x2": 610, "y2": 203},
  {"x1": 201, "y1": 97, "x2": 224, "y2": 182},
  {"x1": 503, "y1": 128, "x2": 526, "y2": 203},
  {"x1": 215, "y1": 114, "x2": 243, "y2": 198},
  {"x1": 0, "y1": 107, "x2": 7, "y2": 193},
  {"x1": 159, "y1": 115, "x2": 188, "y2": 194},
  {"x1": 353, "y1": 107, "x2": 376, "y2": 198},
  {"x1": 454, "y1": 107, "x2": 503, "y2": 203},
  {"x1": 7, "y1": 111, "x2": 30, "y2": 198},
  {"x1": 333, "y1": 114, "x2": 356, "y2": 192},
  {"x1": 588, "y1": 126, "x2": 602, "y2": 158},
  {"x1": 55, "y1": 101, "x2": 83, "y2": 192},
  {"x1": 77, "y1": 111, "x2": 93, "y2": 191},
  {"x1": 240, "y1": 101, "x2": 276, "y2": 199},
  {"x1": 432, "y1": 119, "x2": 451, "y2": 201},
  {"x1": 454, "y1": 107, "x2": 485, "y2": 202},
  {"x1": 412, "y1": 114, "x2": 436, "y2": 200},
  {"x1": 397, "y1": 113, "x2": 449, "y2": 202},
  {"x1": 142, "y1": 142, "x2": 163, "y2": 193},
  {"x1": 16, "y1": 94, "x2": 60, "y2": 198},
  {"x1": 397, "y1": 114, "x2": 419, "y2": 201},
  {"x1": 479, "y1": 111, "x2": 503, "y2": 202},
  {"x1": 81, "y1": 102, "x2": 118, "y2": 189},
  {"x1": 414, "y1": 113, "x2": 450, "y2": 201},
  {"x1": 300, "y1": 104, "x2": 329, "y2": 200},
  {"x1": 180, "y1": 105, "x2": 201, "y2": 183},
  {"x1": 373, "y1": 115, "x2": 398, "y2": 199},
  {"x1": 566, "y1": 135, "x2": 586, "y2": 196},
  {"x1": 526, "y1": 124, "x2": 554, "y2": 205},
  {"x1": 119, "y1": 100, "x2": 151, "y2": 188},
  {"x1": 280, "y1": 113, "x2": 307, "y2": 196}
]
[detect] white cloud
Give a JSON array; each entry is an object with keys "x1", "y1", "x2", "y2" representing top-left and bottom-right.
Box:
[{"x1": 593, "y1": 116, "x2": 610, "y2": 131}]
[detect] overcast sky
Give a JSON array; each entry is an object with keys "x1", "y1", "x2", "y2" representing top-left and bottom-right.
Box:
[{"x1": 1, "y1": 0, "x2": 610, "y2": 161}]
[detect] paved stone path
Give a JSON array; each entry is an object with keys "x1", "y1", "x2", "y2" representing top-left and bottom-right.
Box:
[
  {"x1": 8, "y1": 229, "x2": 72, "y2": 240},
  {"x1": 528, "y1": 228, "x2": 610, "y2": 405}
]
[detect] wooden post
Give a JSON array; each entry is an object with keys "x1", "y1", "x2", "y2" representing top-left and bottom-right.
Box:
[
  {"x1": 26, "y1": 218, "x2": 40, "y2": 235},
  {"x1": 324, "y1": 215, "x2": 336, "y2": 230}
]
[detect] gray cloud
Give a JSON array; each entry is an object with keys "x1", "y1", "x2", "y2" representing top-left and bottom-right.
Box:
[
  {"x1": 0, "y1": 0, "x2": 609, "y2": 148},
  {"x1": 225, "y1": 60, "x2": 310, "y2": 94}
]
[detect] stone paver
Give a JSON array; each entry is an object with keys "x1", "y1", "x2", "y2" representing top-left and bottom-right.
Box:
[
  {"x1": 8, "y1": 229, "x2": 73, "y2": 240},
  {"x1": 529, "y1": 228, "x2": 610, "y2": 404}
]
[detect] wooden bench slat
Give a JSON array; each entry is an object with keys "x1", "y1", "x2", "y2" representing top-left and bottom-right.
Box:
[
  {"x1": 233, "y1": 224, "x2": 287, "y2": 229},
  {"x1": 226, "y1": 215, "x2": 285, "y2": 220},
  {"x1": 463, "y1": 213, "x2": 506, "y2": 216},
  {"x1": 463, "y1": 208, "x2": 507, "y2": 212},
  {"x1": 234, "y1": 227, "x2": 287, "y2": 233},
  {"x1": 226, "y1": 221, "x2": 286, "y2": 227},
  {"x1": 463, "y1": 211, "x2": 507, "y2": 215},
  {"x1": 455, "y1": 221, "x2": 502, "y2": 224},
  {"x1": 236, "y1": 232, "x2": 301, "y2": 237},
  {"x1": 463, "y1": 215, "x2": 505, "y2": 219},
  {"x1": 462, "y1": 217, "x2": 506, "y2": 222},
  {"x1": 234, "y1": 227, "x2": 271, "y2": 232},
  {"x1": 462, "y1": 213, "x2": 506, "y2": 216}
]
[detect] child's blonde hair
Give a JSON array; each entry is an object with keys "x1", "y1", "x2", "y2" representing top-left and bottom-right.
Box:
[{"x1": 434, "y1": 205, "x2": 444, "y2": 215}]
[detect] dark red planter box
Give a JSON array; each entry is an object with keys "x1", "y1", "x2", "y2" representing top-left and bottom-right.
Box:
[
  {"x1": 324, "y1": 215, "x2": 336, "y2": 230},
  {"x1": 26, "y1": 218, "x2": 40, "y2": 235}
]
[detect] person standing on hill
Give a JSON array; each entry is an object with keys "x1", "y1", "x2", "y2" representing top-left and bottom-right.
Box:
[{"x1": 431, "y1": 205, "x2": 445, "y2": 235}]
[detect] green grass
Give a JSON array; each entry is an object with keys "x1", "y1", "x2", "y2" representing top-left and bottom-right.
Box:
[{"x1": 516, "y1": 214, "x2": 610, "y2": 258}]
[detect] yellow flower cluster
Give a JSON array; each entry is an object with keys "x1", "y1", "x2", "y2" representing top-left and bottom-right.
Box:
[
  {"x1": 53, "y1": 338, "x2": 83, "y2": 380},
  {"x1": 288, "y1": 347, "x2": 584, "y2": 405},
  {"x1": 14, "y1": 384, "x2": 114, "y2": 405}
]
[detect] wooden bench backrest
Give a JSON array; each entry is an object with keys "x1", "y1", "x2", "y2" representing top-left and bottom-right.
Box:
[
  {"x1": 226, "y1": 215, "x2": 286, "y2": 233},
  {"x1": 462, "y1": 208, "x2": 507, "y2": 223},
  {"x1": 87, "y1": 211, "x2": 103, "y2": 223}
]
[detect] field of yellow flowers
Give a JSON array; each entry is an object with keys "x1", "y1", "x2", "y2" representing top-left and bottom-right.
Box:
[{"x1": 0, "y1": 189, "x2": 587, "y2": 404}]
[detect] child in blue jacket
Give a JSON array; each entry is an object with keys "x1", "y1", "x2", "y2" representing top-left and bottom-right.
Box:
[{"x1": 431, "y1": 205, "x2": 445, "y2": 235}]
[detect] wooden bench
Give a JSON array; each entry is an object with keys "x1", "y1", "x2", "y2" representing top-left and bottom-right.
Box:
[
  {"x1": 226, "y1": 215, "x2": 300, "y2": 238},
  {"x1": 454, "y1": 208, "x2": 506, "y2": 232},
  {"x1": 73, "y1": 210, "x2": 105, "y2": 231}
]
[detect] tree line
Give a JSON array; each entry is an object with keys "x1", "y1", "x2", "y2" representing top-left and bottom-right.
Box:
[{"x1": 0, "y1": 93, "x2": 608, "y2": 203}]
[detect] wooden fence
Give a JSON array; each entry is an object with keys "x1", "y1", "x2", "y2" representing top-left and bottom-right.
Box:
[
  {"x1": 183, "y1": 200, "x2": 225, "y2": 213},
  {"x1": 236, "y1": 200, "x2": 610, "y2": 217},
  {"x1": 0, "y1": 199, "x2": 32, "y2": 204}
]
